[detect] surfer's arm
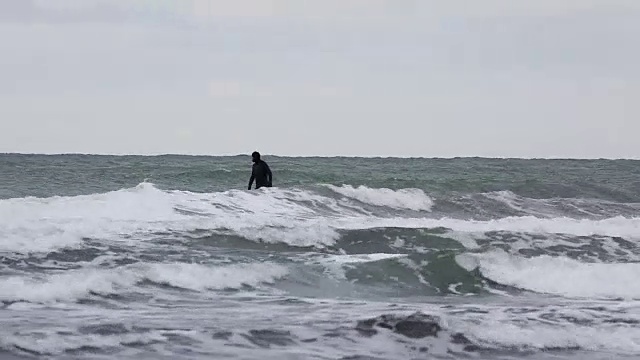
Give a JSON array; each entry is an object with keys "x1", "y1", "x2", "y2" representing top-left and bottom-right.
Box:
[
  {"x1": 248, "y1": 174, "x2": 255, "y2": 190},
  {"x1": 265, "y1": 163, "x2": 272, "y2": 186}
]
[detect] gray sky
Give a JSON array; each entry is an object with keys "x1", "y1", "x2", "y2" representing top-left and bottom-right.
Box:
[{"x1": 0, "y1": 0, "x2": 638, "y2": 158}]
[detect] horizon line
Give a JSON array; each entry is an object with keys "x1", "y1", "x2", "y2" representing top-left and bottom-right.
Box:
[{"x1": 1, "y1": 152, "x2": 639, "y2": 161}]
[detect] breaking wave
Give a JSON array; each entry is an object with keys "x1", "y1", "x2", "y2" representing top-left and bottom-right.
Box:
[
  {"x1": 324, "y1": 184, "x2": 434, "y2": 211},
  {"x1": 0, "y1": 262, "x2": 288, "y2": 303},
  {"x1": 1, "y1": 183, "x2": 639, "y2": 254},
  {"x1": 457, "y1": 250, "x2": 640, "y2": 299}
]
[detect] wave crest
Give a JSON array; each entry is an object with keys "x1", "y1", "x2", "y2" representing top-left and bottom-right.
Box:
[
  {"x1": 325, "y1": 184, "x2": 434, "y2": 211},
  {"x1": 2, "y1": 183, "x2": 639, "y2": 254},
  {"x1": 457, "y1": 250, "x2": 640, "y2": 299},
  {"x1": 0, "y1": 262, "x2": 288, "y2": 303}
]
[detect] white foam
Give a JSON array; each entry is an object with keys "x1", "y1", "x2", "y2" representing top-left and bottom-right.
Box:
[
  {"x1": 325, "y1": 184, "x2": 434, "y2": 211},
  {"x1": 441, "y1": 230, "x2": 480, "y2": 249},
  {"x1": 2, "y1": 182, "x2": 639, "y2": 254},
  {"x1": 308, "y1": 253, "x2": 407, "y2": 280},
  {"x1": 458, "y1": 307, "x2": 640, "y2": 355},
  {"x1": 334, "y1": 215, "x2": 640, "y2": 240},
  {"x1": 457, "y1": 250, "x2": 640, "y2": 299},
  {"x1": 0, "y1": 183, "x2": 326, "y2": 253},
  {"x1": 0, "y1": 269, "x2": 140, "y2": 303},
  {"x1": 1, "y1": 331, "x2": 167, "y2": 356},
  {"x1": 482, "y1": 190, "x2": 545, "y2": 217},
  {"x1": 0, "y1": 183, "x2": 189, "y2": 253},
  {"x1": 0, "y1": 262, "x2": 288, "y2": 303},
  {"x1": 144, "y1": 262, "x2": 288, "y2": 291},
  {"x1": 318, "y1": 253, "x2": 408, "y2": 265},
  {"x1": 232, "y1": 222, "x2": 341, "y2": 247},
  {"x1": 0, "y1": 183, "x2": 422, "y2": 253},
  {"x1": 481, "y1": 190, "x2": 640, "y2": 218}
]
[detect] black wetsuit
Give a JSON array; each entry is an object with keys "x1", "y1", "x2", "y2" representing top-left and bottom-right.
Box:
[{"x1": 248, "y1": 160, "x2": 272, "y2": 189}]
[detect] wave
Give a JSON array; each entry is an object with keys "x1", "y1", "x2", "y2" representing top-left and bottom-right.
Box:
[
  {"x1": 1, "y1": 182, "x2": 639, "y2": 254},
  {"x1": 324, "y1": 184, "x2": 434, "y2": 211},
  {"x1": 477, "y1": 190, "x2": 640, "y2": 218},
  {"x1": 457, "y1": 250, "x2": 640, "y2": 299},
  {"x1": 1, "y1": 330, "x2": 168, "y2": 357},
  {"x1": 144, "y1": 262, "x2": 288, "y2": 291},
  {"x1": 354, "y1": 310, "x2": 640, "y2": 356},
  {"x1": 456, "y1": 310, "x2": 640, "y2": 355},
  {"x1": 334, "y1": 216, "x2": 640, "y2": 240},
  {"x1": 306, "y1": 253, "x2": 410, "y2": 280},
  {"x1": 0, "y1": 262, "x2": 288, "y2": 303}
]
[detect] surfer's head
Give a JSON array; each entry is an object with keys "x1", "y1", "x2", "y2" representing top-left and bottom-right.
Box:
[{"x1": 251, "y1": 151, "x2": 260, "y2": 162}]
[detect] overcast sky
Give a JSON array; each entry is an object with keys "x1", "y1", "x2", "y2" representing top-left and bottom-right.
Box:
[{"x1": 0, "y1": 0, "x2": 638, "y2": 158}]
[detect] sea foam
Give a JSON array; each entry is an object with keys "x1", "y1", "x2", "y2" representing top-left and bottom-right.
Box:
[
  {"x1": 325, "y1": 184, "x2": 434, "y2": 211},
  {"x1": 1, "y1": 183, "x2": 639, "y2": 254},
  {"x1": 457, "y1": 250, "x2": 640, "y2": 299},
  {"x1": 0, "y1": 262, "x2": 288, "y2": 303}
]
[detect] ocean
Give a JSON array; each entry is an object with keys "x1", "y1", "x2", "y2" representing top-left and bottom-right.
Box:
[{"x1": 1, "y1": 154, "x2": 639, "y2": 359}]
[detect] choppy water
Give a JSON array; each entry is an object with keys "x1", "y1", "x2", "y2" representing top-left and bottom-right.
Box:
[{"x1": 1, "y1": 154, "x2": 639, "y2": 359}]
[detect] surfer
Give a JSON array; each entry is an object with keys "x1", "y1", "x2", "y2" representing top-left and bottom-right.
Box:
[{"x1": 248, "y1": 151, "x2": 273, "y2": 190}]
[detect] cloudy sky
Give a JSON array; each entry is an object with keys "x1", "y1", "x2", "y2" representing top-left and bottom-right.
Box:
[{"x1": 0, "y1": 0, "x2": 638, "y2": 158}]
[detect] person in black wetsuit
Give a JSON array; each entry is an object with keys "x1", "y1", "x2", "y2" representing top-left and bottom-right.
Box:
[{"x1": 248, "y1": 151, "x2": 273, "y2": 190}]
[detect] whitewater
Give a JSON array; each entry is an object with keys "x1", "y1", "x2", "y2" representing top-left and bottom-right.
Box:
[{"x1": 1, "y1": 154, "x2": 639, "y2": 359}]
